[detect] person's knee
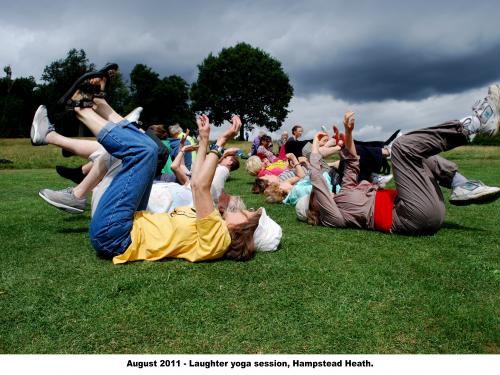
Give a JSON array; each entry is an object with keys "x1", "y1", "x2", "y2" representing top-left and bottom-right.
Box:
[{"x1": 391, "y1": 136, "x2": 406, "y2": 156}]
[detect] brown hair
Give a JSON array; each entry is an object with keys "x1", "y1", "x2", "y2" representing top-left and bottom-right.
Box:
[
  {"x1": 227, "y1": 155, "x2": 240, "y2": 171},
  {"x1": 251, "y1": 177, "x2": 270, "y2": 194},
  {"x1": 260, "y1": 134, "x2": 272, "y2": 145},
  {"x1": 225, "y1": 212, "x2": 261, "y2": 261},
  {"x1": 291, "y1": 125, "x2": 302, "y2": 136},
  {"x1": 147, "y1": 124, "x2": 168, "y2": 139},
  {"x1": 263, "y1": 183, "x2": 288, "y2": 203},
  {"x1": 306, "y1": 190, "x2": 320, "y2": 225}
]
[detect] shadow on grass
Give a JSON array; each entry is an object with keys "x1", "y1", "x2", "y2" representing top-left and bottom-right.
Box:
[
  {"x1": 58, "y1": 227, "x2": 88, "y2": 234},
  {"x1": 441, "y1": 222, "x2": 486, "y2": 232}
]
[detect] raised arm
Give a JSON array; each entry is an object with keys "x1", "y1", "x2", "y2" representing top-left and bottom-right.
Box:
[
  {"x1": 339, "y1": 111, "x2": 361, "y2": 188},
  {"x1": 343, "y1": 111, "x2": 357, "y2": 157},
  {"x1": 283, "y1": 153, "x2": 305, "y2": 185},
  {"x1": 191, "y1": 115, "x2": 241, "y2": 219},
  {"x1": 310, "y1": 131, "x2": 346, "y2": 227}
]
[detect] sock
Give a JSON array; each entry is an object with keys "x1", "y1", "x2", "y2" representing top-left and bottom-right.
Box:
[
  {"x1": 451, "y1": 172, "x2": 468, "y2": 188},
  {"x1": 56, "y1": 165, "x2": 85, "y2": 184}
]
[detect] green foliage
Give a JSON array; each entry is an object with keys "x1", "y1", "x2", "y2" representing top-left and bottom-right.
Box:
[
  {"x1": 39, "y1": 49, "x2": 131, "y2": 136},
  {"x1": 191, "y1": 42, "x2": 294, "y2": 138},
  {"x1": 471, "y1": 132, "x2": 500, "y2": 145},
  {"x1": 129, "y1": 64, "x2": 195, "y2": 131},
  {"x1": 0, "y1": 75, "x2": 38, "y2": 137}
]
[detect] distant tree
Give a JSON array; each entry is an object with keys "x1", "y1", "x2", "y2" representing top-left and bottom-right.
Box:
[
  {"x1": 39, "y1": 49, "x2": 130, "y2": 136},
  {"x1": 129, "y1": 64, "x2": 194, "y2": 131},
  {"x1": 190, "y1": 42, "x2": 294, "y2": 139},
  {"x1": 471, "y1": 132, "x2": 500, "y2": 146},
  {"x1": 39, "y1": 49, "x2": 95, "y2": 136},
  {"x1": 0, "y1": 66, "x2": 37, "y2": 138},
  {"x1": 128, "y1": 64, "x2": 160, "y2": 121}
]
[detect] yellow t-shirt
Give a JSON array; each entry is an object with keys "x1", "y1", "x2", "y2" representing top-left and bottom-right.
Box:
[{"x1": 113, "y1": 207, "x2": 231, "y2": 264}]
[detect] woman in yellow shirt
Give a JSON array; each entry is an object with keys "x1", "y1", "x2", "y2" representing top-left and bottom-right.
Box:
[{"x1": 62, "y1": 90, "x2": 266, "y2": 263}]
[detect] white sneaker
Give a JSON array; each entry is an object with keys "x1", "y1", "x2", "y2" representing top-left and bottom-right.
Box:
[
  {"x1": 125, "y1": 107, "x2": 143, "y2": 124},
  {"x1": 372, "y1": 174, "x2": 393, "y2": 188},
  {"x1": 31, "y1": 105, "x2": 55, "y2": 146},
  {"x1": 450, "y1": 180, "x2": 500, "y2": 206},
  {"x1": 467, "y1": 84, "x2": 500, "y2": 137}
]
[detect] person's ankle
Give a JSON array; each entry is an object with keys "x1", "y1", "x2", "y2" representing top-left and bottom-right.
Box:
[
  {"x1": 45, "y1": 131, "x2": 55, "y2": 143},
  {"x1": 72, "y1": 188, "x2": 86, "y2": 200}
]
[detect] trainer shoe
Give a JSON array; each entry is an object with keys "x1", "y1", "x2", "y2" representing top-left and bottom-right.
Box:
[
  {"x1": 449, "y1": 180, "x2": 500, "y2": 206},
  {"x1": 468, "y1": 84, "x2": 500, "y2": 137},
  {"x1": 125, "y1": 107, "x2": 143, "y2": 124},
  {"x1": 372, "y1": 173, "x2": 393, "y2": 188},
  {"x1": 31, "y1": 105, "x2": 55, "y2": 145},
  {"x1": 38, "y1": 187, "x2": 87, "y2": 214}
]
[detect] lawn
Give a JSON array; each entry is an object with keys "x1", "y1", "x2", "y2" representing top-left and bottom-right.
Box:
[{"x1": 0, "y1": 139, "x2": 499, "y2": 353}]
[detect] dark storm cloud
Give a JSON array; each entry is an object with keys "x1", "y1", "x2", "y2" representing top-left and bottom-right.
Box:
[
  {"x1": 2, "y1": 0, "x2": 499, "y2": 103},
  {"x1": 292, "y1": 41, "x2": 500, "y2": 101}
]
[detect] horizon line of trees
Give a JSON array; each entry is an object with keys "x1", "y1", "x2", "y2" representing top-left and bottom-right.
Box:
[
  {"x1": 2, "y1": 47, "x2": 499, "y2": 145},
  {"x1": 0, "y1": 43, "x2": 294, "y2": 140}
]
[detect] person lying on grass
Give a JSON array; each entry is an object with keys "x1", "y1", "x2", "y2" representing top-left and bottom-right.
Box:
[
  {"x1": 32, "y1": 104, "x2": 245, "y2": 217},
  {"x1": 74, "y1": 102, "x2": 280, "y2": 262},
  {"x1": 253, "y1": 128, "x2": 394, "y2": 205},
  {"x1": 302, "y1": 85, "x2": 500, "y2": 234}
]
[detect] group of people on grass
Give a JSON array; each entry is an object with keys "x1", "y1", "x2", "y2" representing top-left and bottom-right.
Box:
[{"x1": 31, "y1": 63, "x2": 500, "y2": 264}]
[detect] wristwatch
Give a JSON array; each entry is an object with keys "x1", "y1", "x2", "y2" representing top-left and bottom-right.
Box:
[{"x1": 208, "y1": 145, "x2": 224, "y2": 158}]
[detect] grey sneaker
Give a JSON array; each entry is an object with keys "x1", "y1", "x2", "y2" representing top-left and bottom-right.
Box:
[
  {"x1": 469, "y1": 84, "x2": 500, "y2": 137},
  {"x1": 38, "y1": 187, "x2": 87, "y2": 214},
  {"x1": 450, "y1": 180, "x2": 500, "y2": 206},
  {"x1": 125, "y1": 106, "x2": 143, "y2": 124},
  {"x1": 31, "y1": 105, "x2": 55, "y2": 145}
]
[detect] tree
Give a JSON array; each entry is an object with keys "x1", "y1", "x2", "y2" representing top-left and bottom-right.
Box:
[
  {"x1": 0, "y1": 66, "x2": 38, "y2": 138},
  {"x1": 129, "y1": 64, "x2": 195, "y2": 130},
  {"x1": 39, "y1": 49, "x2": 131, "y2": 136},
  {"x1": 190, "y1": 42, "x2": 294, "y2": 139},
  {"x1": 39, "y1": 49, "x2": 95, "y2": 136}
]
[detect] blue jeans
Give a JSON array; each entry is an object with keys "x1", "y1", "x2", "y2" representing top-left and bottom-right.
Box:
[{"x1": 89, "y1": 120, "x2": 158, "y2": 258}]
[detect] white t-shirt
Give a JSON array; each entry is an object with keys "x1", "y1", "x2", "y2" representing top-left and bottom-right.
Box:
[
  {"x1": 92, "y1": 162, "x2": 230, "y2": 216},
  {"x1": 210, "y1": 165, "x2": 230, "y2": 203}
]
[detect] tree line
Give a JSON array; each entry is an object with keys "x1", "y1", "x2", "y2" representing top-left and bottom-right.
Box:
[{"x1": 0, "y1": 43, "x2": 293, "y2": 140}]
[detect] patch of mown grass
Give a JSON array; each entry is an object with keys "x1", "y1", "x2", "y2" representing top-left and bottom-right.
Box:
[{"x1": 0, "y1": 142, "x2": 499, "y2": 353}]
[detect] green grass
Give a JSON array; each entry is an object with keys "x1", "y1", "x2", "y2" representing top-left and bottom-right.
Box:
[{"x1": 0, "y1": 139, "x2": 499, "y2": 353}]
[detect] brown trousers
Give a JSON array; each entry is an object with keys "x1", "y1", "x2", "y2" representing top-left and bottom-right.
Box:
[{"x1": 391, "y1": 121, "x2": 468, "y2": 235}]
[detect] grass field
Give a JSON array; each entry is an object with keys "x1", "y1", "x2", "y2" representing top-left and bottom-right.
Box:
[{"x1": 0, "y1": 138, "x2": 499, "y2": 354}]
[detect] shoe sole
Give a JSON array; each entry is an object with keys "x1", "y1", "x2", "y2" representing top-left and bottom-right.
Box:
[
  {"x1": 450, "y1": 189, "x2": 500, "y2": 206},
  {"x1": 58, "y1": 63, "x2": 119, "y2": 106},
  {"x1": 31, "y1": 105, "x2": 47, "y2": 146},
  {"x1": 38, "y1": 191, "x2": 85, "y2": 214}
]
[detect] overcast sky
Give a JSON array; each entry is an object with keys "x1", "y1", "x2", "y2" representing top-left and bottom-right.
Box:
[{"x1": 2, "y1": 0, "x2": 499, "y2": 140}]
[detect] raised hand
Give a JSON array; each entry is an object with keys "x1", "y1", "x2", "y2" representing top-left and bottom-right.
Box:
[
  {"x1": 221, "y1": 147, "x2": 239, "y2": 158},
  {"x1": 181, "y1": 144, "x2": 199, "y2": 153},
  {"x1": 313, "y1": 131, "x2": 328, "y2": 145},
  {"x1": 217, "y1": 114, "x2": 242, "y2": 146},
  {"x1": 197, "y1": 114, "x2": 210, "y2": 140},
  {"x1": 180, "y1": 128, "x2": 190, "y2": 147},
  {"x1": 343, "y1": 111, "x2": 355, "y2": 132}
]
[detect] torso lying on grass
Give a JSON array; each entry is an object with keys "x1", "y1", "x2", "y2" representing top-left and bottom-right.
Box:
[
  {"x1": 112, "y1": 208, "x2": 231, "y2": 264},
  {"x1": 310, "y1": 149, "x2": 396, "y2": 233}
]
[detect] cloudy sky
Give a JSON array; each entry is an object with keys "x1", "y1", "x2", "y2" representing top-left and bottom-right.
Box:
[{"x1": 2, "y1": 0, "x2": 500, "y2": 140}]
